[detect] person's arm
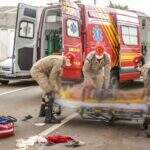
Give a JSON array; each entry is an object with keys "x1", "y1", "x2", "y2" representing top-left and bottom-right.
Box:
[{"x1": 49, "y1": 61, "x2": 63, "y2": 92}]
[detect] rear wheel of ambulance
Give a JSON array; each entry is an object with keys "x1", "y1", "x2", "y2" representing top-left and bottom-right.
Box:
[{"x1": 0, "y1": 80, "x2": 9, "y2": 85}]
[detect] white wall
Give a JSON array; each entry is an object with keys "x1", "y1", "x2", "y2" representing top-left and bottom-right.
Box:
[
  {"x1": 0, "y1": 29, "x2": 14, "y2": 61},
  {"x1": 139, "y1": 17, "x2": 150, "y2": 63}
]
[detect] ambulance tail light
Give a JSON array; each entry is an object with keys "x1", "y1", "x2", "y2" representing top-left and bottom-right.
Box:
[{"x1": 134, "y1": 58, "x2": 139, "y2": 63}]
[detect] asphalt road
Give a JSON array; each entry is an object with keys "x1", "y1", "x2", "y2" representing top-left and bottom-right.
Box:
[{"x1": 0, "y1": 81, "x2": 150, "y2": 150}]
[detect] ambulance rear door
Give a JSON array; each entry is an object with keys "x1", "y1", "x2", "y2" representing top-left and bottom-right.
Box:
[
  {"x1": 62, "y1": 2, "x2": 82, "y2": 80},
  {"x1": 13, "y1": 3, "x2": 39, "y2": 76}
]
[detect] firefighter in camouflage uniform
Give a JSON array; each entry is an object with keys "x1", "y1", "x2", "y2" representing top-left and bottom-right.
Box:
[
  {"x1": 82, "y1": 45, "x2": 111, "y2": 101},
  {"x1": 30, "y1": 55, "x2": 71, "y2": 123}
]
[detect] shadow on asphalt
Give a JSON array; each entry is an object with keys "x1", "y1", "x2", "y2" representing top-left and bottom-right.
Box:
[
  {"x1": 0, "y1": 81, "x2": 38, "y2": 87},
  {"x1": 67, "y1": 117, "x2": 144, "y2": 136},
  {"x1": 119, "y1": 81, "x2": 144, "y2": 90}
]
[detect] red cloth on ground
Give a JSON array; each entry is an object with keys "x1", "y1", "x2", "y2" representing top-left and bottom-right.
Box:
[{"x1": 46, "y1": 135, "x2": 74, "y2": 144}]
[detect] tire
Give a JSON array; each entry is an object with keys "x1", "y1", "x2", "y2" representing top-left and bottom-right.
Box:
[
  {"x1": 143, "y1": 117, "x2": 150, "y2": 137},
  {"x1": 143, "y1": 117, "x2": 150, "y2": 130},
  {"x1": 0, "y1": 80, "x2": 9, "y2": 85},
  {"x1": 143, "y1": 121, "x2": 149, "y2": 130},
  {"x1": 146, "y1": 124, "x2": 150, "y2": 137},
  {"x1": 79, "y1": 107, "x2": 85, "y2": 119}
]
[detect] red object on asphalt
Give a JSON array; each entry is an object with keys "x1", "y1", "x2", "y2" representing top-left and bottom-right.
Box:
[
  {"x1": 47, "y1": 135, "x2": 74, "y2": 144},
  {"x1": 0, "y1": 123, "x2": 15, "y2": 138}
]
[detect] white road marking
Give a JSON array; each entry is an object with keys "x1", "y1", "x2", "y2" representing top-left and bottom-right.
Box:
[
  {"x1": 0, "y1": 87, "x2": 30, "y2": 96},
  {"x1": 1, "y1": 86, "x2": 78, "y2": 144},
  {"x1": 15, "y1": 113, "x2": 78, "y2": 149},
  {"x1": 39, "y1": 112, "x2": 78, "y2": 136}
]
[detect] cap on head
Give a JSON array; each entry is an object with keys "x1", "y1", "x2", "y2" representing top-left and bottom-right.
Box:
[{"x1": 95, "y1": 45, "x2": 104, "y2": 59}]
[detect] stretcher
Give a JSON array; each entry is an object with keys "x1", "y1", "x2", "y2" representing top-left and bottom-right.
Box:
[{"x1": 54, "y1": 99, "x2": 150, "y2": 137}]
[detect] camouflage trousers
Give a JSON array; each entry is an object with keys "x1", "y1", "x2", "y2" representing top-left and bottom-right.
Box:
[
  {"x1": 81, "y1": 71, "x2": 104, "y2": 101},
  {"x1": 83, "y1": 71, "x2": 104, "y2": 89}
]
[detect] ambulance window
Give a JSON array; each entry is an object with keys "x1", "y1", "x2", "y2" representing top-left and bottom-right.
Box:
[
  {"x1": 27, "y1": 23, "x2": 34, "y2": 38},
  {"x1": 67, "y1": 19, "x2": 79, "y2": 38},
  {"x1": 122, "y1": 26, "x2": 138, "y2": 45},
  {"x1": 24, "y1": 8, "x2": 36, "y2": 18},
  {"x1": 19, "y1": 21, "x2": 34, "y2": 39}
]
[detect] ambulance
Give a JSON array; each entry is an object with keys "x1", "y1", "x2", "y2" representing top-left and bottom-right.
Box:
[{"x1": 0, "y1": 1, "x2": 142, "y2": 85}]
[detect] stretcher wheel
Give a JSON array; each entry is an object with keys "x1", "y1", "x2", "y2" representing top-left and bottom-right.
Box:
[
  {"x1": 79, "y1": 107, "x2": 91, "y2": 119},
  {"x1": 53, "y1": 103, "x2": 61, "y2": 116},
  {"x1": 143, "y1": 117, "x2": 150, "y2": 129},
  {"x1": 143, "y1": 116, "x2": 150, "y2": 137}
]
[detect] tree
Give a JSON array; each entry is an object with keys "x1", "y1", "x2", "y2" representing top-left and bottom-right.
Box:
[{"x1": 108, "y1": 1, "x2": 128, "y2": 10}]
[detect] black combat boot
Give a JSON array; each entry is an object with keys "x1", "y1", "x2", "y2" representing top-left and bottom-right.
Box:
[
  {"x1": 39, "y1": 98, "x2": 46, "y2": 117},
  {"x1": 44, "y1": 91, "x2": 61, "y2": 124}
]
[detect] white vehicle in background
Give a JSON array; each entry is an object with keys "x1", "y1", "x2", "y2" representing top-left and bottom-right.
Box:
[
  {"x1": 0, "y1": 3, "x2": 63, "y2": 84},
  {"x1": 0, "y1": 29, "x2": 15, "y2": 84}
]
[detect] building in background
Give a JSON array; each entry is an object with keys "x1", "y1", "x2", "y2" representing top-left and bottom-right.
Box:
[
  {"x1": 0, "y1": 7, "x2": 16, "y2": 61},
  {"x1": 132, "y1": 10, "x2": 150, "y2": 63}
]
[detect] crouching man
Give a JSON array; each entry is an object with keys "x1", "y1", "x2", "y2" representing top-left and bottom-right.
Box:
[
  {"x1": 30, "y1": 55, "x2": 71, "y2": 123},
  {"x1": 82, "y1": 45, "x2": 111, "y2": 101}
]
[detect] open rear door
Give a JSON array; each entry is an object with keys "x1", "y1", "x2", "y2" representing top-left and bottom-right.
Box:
[
  {"x1": 13, "y1": 3, "x2": 38, "y2": 75},
  {"x1": 62, "y1": 2, "x2": 83, "y2": 80}
]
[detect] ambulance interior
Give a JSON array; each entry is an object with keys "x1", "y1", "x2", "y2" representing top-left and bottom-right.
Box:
[{"x1": 41, "y1": 8, "x2": 62, "y2": 57}]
